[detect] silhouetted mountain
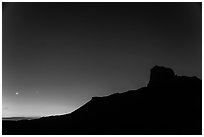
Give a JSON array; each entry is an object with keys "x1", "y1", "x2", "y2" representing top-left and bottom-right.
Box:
[
  {"x1": 2, "y1": 117, "x2": 40, "y2": 121},
  {"x1": 2, "y1": 66, "x2": 202, "y2": 135},
  {"x1": 148, "y1": 65, "x2": 176, "y2": 87}
]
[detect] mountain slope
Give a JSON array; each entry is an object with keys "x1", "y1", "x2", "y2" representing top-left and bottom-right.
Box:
[{"x1": 2, "y1": 66, "x2": 202, "y2": 135}]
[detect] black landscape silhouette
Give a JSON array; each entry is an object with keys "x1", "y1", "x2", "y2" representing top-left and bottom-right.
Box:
[{"x1": 2, "y1": 66, "x2": 202, "y2": 135}]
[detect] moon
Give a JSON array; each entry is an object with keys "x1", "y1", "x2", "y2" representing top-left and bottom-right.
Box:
[{"x1": 15, "y1": 92, "x2": 19, "y2": 95}]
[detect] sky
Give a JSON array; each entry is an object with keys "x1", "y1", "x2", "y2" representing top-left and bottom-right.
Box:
[{"x1": 2, "y1": 2, "x2": 202, "y2": 117}]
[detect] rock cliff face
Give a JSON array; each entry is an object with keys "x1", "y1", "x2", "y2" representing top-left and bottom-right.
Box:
[
  {"x1": 148, "y1": 65, "x2": 201, "y2": 89},
  {"x1": 148, "y1": 66, "x2": 176, "y2": 87},
  {"x1": 3, "y1": 66, "x2": 202, "y2": 135}
]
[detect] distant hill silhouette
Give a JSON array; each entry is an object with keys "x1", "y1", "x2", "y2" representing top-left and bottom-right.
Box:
[
  {"x1": 2, "y1": 117, "x2": 40, "y2": 121},
  {"x1": 2, "y1": 66, "x2": 202, "y2": 135}
]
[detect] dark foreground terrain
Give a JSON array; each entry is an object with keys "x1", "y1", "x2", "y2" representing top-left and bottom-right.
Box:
[{"x1": 2, "y1": 66, "x2": 202, "y2": 135}]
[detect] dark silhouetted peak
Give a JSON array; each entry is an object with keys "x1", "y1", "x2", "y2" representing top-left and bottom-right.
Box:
[
  {"x1": 148, "y1": 65, "x2": 176, "y2": 87},
  {"x1": 3, "y1": 65, "x2": 201, "y2": 135}
]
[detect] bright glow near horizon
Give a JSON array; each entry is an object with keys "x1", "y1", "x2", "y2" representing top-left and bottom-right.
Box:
[{"x1": 2, "y1": 3, "x2": 201, "y2": 117}]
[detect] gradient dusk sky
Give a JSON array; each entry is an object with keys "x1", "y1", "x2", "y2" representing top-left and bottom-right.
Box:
[{"x1": 2, "y1": 2, "x2": 201, "y2": 117}]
